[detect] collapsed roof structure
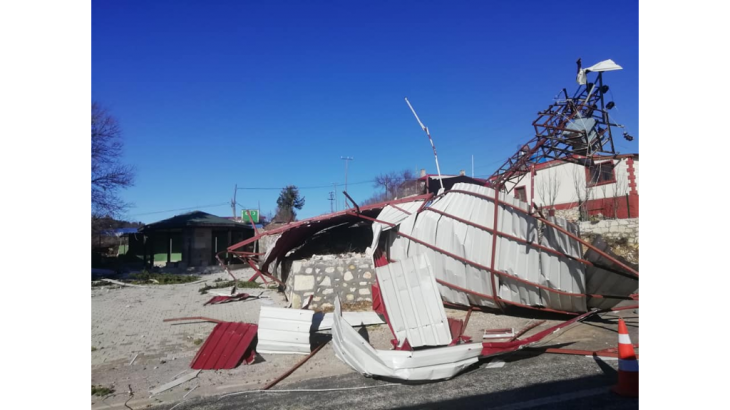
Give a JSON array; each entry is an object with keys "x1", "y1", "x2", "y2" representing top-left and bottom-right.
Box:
[{"x1": 212, "y1": 59, "x2": 638, "y2": 381}]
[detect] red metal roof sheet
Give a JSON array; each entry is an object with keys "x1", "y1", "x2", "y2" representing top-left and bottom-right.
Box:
[{"x1": 190, "y1": 322, "x2": 258, "y2": 369}]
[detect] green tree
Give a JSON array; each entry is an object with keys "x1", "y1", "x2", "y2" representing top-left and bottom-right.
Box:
[{"x1": 275, "y1": 185, "x2": 305, "y2": 222}]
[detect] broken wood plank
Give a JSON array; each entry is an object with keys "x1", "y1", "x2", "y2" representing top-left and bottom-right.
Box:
[
  {"x1": 149, "y1": 370, "x2": 201, "y2": 396},
  {"x1": 100, "y1": 279, "x2": 148, "y2": 288}
]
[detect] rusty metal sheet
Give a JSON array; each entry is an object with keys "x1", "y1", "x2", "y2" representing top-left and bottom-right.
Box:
[{"x1": 190, "y1": 322, "x2": 258, "y2": 369}]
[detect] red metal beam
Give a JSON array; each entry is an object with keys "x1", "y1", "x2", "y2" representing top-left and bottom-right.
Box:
[
  {"x1": 422, "y1": 206, "x2": 610, "y2": 271},
  {"x1": 350, "y1": 211, "x2": 625, "y2": 304},
  {"x1": 481, "y1": 309, "x2": 596, "y2": 356},
  {"x1": 430, "y1": 188, "x2": 639, "y2": 278},
  {"x1": 226, "y1": 193, "x2": 434, "y2": 253},
  {"x1": 389, "y1": 203, "x2": 412, "y2": 215},
  {"x1": 536, "y1": 215, "x2": 639, "y2": 277},
  {"x1": 538, "y1": 348, "x2": 639, "y2": 360},
  {"x1": 163, "y1": 317, "x2": 224, "y2": 323},
  {"x1": 489, "y1": 188, "x2": 506, "y2": 311},
  {"x1": 435, "y1": 278, "x2": 579, "y2": 316},
  {"x1": 262, "y1": 341, "x2": 330, "y2": 390},
  {"x1": 510, "y1": 320, "x2": 546, "y2": 342}
]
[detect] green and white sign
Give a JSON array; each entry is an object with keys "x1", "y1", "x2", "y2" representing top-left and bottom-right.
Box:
[{"x1": 242, "y1": 209, "x2": 259, "y2": 223}]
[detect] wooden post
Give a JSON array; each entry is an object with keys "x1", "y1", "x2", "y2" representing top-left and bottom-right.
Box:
[{"x1": 167, "y1": 231, "x2": 172, "y2": 264}]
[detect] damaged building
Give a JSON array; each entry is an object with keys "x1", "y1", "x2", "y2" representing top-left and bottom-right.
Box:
[{"x1": 173, "y1": 58, "x2": 640, "y2": 385}]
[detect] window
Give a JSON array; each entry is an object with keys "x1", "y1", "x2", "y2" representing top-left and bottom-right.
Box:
[
  {"x1": 586, "y1": 161, "x2": 616, "y2": 187},
  {"x1": 514, "y1": 186, "x2": 527, "y2": 203}
]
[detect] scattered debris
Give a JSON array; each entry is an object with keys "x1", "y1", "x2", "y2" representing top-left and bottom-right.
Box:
[
  {"x1": 331, "y1": 296, "x2": 481, "y2": 381},
  {"x1": 183, "y1": 384, "x2": 198, "y2": 399},
  {"x1": 483, "y1": 328, "x2": 515, "y2": 340},
  {"x1": 149, "y1": 369, "x2": 201, "y2": 396},
  {"x1": 203, "y1": 292, "x2": 262, "y2": 306},
  {"x1": 163, "y1": 317, "x2": 223, "y2": 324},
  {"x1": 129, "y1": 353, "x2": 139, "y2": 365},
  {"x1": 193, "y1": 338, "x2": 204, "y2": 346},
  {"x1": 485, "y1": 359, "x2": 506, "y2": 369},
  {"x1": 257, "y1": 307, "x2": 314, "y2": 355},
  {"x1": 313, "y1": 311, "x2": 384, "y2": 331},
  {"x1": 190, "y1": 322, "x2": 258, "y2": 369},
  {"x1": 92, "y1": 385, "x2": 115, "y2": 397},
  {"x1": 100, "y1": 278, "x2": 148, "y2": 288},
  {"x1": 262, "y1": 341, "x2": 330, "y2": 390},
  {"x1": 124, "y1": 384, "x2": 134, "y2": 410},
  {"x1": 199, "y1": 280, "x2": 261, "y2": 295},
  {"x1": 129, "y1": 270, "x2": 200, "y2": 285}
]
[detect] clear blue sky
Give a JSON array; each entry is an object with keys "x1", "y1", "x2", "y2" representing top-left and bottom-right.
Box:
[{"x1": 92, "y1": 0, "x2": 638, "y2": 223}]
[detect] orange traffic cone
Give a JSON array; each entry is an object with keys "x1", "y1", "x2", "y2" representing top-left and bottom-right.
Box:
[{"x1": 612, "y1": 318, "x2": 639, "y2": 397}]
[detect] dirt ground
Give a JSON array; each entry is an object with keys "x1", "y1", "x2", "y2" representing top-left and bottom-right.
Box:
[{"x1": 91, "y1": 267, "x2": 637, "y2": 410}]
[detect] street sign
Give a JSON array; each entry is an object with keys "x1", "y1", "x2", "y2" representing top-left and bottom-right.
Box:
[{"x1": 242, "y1": 210, "x2": 259, "y2": 223}]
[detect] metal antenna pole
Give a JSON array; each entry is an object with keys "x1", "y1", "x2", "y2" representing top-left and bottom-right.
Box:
[{"x1": 405, "y1": 98, "x2": 444, "y2": 191}]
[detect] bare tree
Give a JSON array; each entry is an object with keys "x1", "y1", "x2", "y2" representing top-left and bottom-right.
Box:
[
  {"x1": 572, "y1": 163, "x2": 595, "y2": 221},
  {"x1": 92, "y1": 102, "x2": 135, "y2": 219},
  {"x1": 611, "y1": 160, "x2": 629, "y2": 219},
  {"x1": 536, "y1": 166, "x2": 562, "y2": 211},
  {"x1": 373, "y1": 171, "x2": 401, "y2": 199}
]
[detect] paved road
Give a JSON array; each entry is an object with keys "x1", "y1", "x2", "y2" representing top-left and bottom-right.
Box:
[{"x1": 153, "y1": 350, "x2": 638, "y2": 410}]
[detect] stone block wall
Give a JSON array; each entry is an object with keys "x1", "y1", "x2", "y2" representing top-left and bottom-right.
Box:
[
  {"x1": 285, "y1": 253, "x2": 375, "y2": 310},
  {"x1": 578, "y1": 218, "x2": 639, "y2": 244}
]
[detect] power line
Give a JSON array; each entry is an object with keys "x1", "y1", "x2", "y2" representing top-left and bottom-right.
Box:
[
  {"x1": 236, "y1": 180, "x2": 373, "y2": 190},
  {"x1": 129, "y1": 202, "x2": 230, "y2": 216}
]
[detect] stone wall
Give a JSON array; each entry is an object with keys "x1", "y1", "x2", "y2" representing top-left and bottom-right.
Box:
[
  {"x1": 554, "y1": 208, "x2": 580, "y2": 222},
  {"x1": 285, "y1": 253, "x2": 375, "y2": 310},
  {"x1": 578, "y1": 218, "x2": 639, "y2": 244},
  {"x1": 257, "y1": 233, "x2": 280, "y2": 254}
]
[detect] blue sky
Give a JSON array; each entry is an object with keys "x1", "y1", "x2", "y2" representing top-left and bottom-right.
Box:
[{"x1": 92, "y1": 0, "x2": 638, "y2": 223}]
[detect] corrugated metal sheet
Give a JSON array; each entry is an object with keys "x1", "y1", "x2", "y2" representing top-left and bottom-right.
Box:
[
  {"x1": 314, "y1": 311, "x2": 385, "y2": 331},
  {"x1": 369, "y1": 200, "x2": 426, "y2": 252},
  {"x1": 380, "y1": 182, "x2": 608, "y2": 313},
  {"x1": 331, "y1": 296, "x2": 480, "y2": 381},
  {"x1": 493, "y1": 190, "x2": 542, "y2": 307},
  {"x1": 257, "y1": 307, "x2": 314, "y2": 355},
  {"x1": 375, "y1": 254, "x2": 452, "y2": 347},
  {"x1": 190, "y1": 322, "x2": 258, "y2": 369},
  {"x1": 583, "y1": 236, "x2": 639, "y2": 310},
  {"x1": 539, "y1": 217, "x2": 587, "y2": 312},
  {"x1": 387, "y1": 183, "x2": 542, "y2": 309}
]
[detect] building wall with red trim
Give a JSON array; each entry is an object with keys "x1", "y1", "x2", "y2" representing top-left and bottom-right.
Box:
[{"x1": 511, "y1": 155, "x2": 639, "y2": 220}]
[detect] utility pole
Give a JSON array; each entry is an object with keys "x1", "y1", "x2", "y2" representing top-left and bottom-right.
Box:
[
  {"x1": 333, "y1": 182, "x2": 338, "y2": 211},
  {"x1": 328, "y1": 191, "x2": 335, "y2": 213},
  {"x1": 340, "y1": 156, "x2": 354, "y2": 207},
  {"x1": 232, "y1": 184, "x2": 237, "y2": 219},
  {"x1": 472, "y1": 155, "x2": 474, "y2": 178}
]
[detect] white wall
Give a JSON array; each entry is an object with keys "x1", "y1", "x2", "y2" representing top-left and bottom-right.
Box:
[{"x1": 511, "y1": 157, "x2": 638, "y2": 207}]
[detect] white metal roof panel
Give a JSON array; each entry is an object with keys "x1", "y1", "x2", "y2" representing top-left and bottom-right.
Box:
[
  {"x1": 583, "y1": 236, "x2": 638, "y2": 310},
  {"x1": 375, "y1": 253, "x2": 452, "y2": 348},
  {"x1": 257, "y1": 306, "x2": 313, "y2": 355},
  {"x1": 539, "y1": 217, "x2": 587, "y2": 312}
]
